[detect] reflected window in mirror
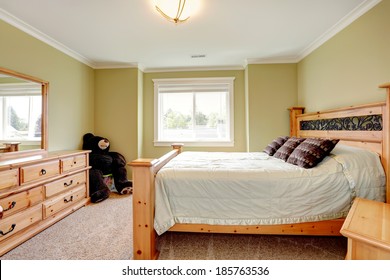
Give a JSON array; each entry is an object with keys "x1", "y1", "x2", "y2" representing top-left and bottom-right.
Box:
[
  {"x1": 0, "y1": 67, "x2": 48, "y2": 158},
  {"x1": 0, "y1": 79, "x2": 42, "y2": 148}
]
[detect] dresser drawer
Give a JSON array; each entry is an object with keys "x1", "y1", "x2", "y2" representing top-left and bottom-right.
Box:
[
  {"x1": 20, "y1": 160, "x2": 60, "y2": 184},
  {"x1": 45, "y1": 172, "x2": 87, "y2": 198},
  {"x1": 0, "y1": 169, "x2": 19, "y2": 190},
  {"x1": 43, "y1": 184, "x2": 86, "y2": 218},
  {"x1": 0, "y1": 187, "x2": 43, "y2": 219},
  {"x1": 61, "y1": 155, "x2": 87, "y2": 173},
  {"x1": 0, "y1": 204, "x2": 42, "y2": 242}
]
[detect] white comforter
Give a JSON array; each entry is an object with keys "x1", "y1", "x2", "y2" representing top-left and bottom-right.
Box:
[{"x1": 154, "y1": 145, "x2": 385, "y2": 235}]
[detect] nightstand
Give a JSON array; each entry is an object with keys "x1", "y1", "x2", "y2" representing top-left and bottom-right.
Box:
[{"x1": 340, "y1": 197, "x2": 390, "y2": 260}]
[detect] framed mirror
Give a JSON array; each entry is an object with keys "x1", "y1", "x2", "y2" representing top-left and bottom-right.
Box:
[{"x1": 0, "y1": 67, "x2": 48, "y2": 160}]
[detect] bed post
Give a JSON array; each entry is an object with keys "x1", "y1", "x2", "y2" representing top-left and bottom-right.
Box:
[
  {"x1": 289, "y1": 107, "x2": 305, "y2": 137},
  {"x1": 379, "y1": 82, "x2": 390, "y2": 203},
  {"x1": 130, "y1": 158, "x2": 159, "y2": 260},
  {"x1": 129, "y1": 144, "x2": 183, "y2": 260}
]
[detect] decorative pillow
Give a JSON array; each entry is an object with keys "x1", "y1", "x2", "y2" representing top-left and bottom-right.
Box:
[
  {"x1": 287, "y1": 138, "x2": 340, "y2": 168},
  {"x1": 263, "y1": 136, "x2": 289, "y2": 156},
  {"x1": 273, "y1": 137, "x2": 306, "y2": 161}
]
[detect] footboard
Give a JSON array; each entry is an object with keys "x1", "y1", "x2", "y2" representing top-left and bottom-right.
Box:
[{"x1": 129, "y1": 144, "x2": 183, "y2": 260}]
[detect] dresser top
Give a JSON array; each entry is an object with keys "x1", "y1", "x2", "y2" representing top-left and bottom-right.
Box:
[{"x1": 0, "y1": 150, "x2": 90, "y2": 170}]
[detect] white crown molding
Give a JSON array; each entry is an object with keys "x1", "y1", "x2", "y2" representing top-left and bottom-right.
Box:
[
  {"x1": 245, "y1": 56, "x2": 300, "y2": 65},
  {"x1": 0, "y1": 8, "x2": 96, "y2": 68},
  {"x1": 143, "y1": 65, "x2": 245, "y2": 73},
  {"x1": 93, "y1": 63, "x2": 140, "y2": 70},
  {"x1": 297, "y1": 0, "x2": 382, "y2": 61}
]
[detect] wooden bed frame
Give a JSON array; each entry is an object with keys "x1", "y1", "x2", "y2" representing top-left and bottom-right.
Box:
[{"x1": 130, "y1": 83, "x2": 390, "y2": 260}]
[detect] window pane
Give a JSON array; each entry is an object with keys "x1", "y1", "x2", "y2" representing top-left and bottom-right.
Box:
[
  {"x1": 159, "y1": 91, "x2": 229, "y2": 142},
  {"x1": 160, "y1": 92, "x2": 193, "y2": 140},
  {"x1": 3, "y1": 96, "x2": 41, "y2": 140},
  {"x1": 154, "y1": 77, "x2": 234, "y2": 146},
  {"x1": 194, "y1": 92, "x2": 228, "y2": 140}
]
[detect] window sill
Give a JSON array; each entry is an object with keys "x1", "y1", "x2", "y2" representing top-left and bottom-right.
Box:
[{"x1": 154, "y1": 140, "x2": 234, "y2": 147}]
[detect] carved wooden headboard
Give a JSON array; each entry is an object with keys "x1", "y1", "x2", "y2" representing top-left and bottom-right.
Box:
[{"x1": 289, "y1": 83, "x2": 390, "y2": 203}]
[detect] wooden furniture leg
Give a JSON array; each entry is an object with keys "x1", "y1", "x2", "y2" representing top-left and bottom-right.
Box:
[{"x1": 130, "y1": 144, "x2": 183, "y2": 260}]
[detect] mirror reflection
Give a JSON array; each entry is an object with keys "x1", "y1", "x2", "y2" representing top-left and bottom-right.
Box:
[{"x1": 0, "y1": 68, "x2": 47, "y2": 156}]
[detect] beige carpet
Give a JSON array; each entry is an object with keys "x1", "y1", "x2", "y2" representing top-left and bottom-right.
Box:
[
  {"x1": 158, "y1": 232, "x2": 347, "y2": 260},
  {"x1": 0, "y1": 193, "x2": 347, "y2": 260},
  {"x1": 0, "y1": 193, "x2": 134, "y2": 260}
]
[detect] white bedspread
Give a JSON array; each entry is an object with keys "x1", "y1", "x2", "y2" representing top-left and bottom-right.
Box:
[{"x1": 154, "y1": 145, "x2": 385, "y2": 235}]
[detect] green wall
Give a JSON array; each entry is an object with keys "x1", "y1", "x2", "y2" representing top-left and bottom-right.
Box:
[
  {"x1": 0, "y1": 20, "x2": 94, "y2": 151},
  {"x1": 246, "y1": 64, "x2": 297, "y2": 151},
  {"x1": 298, "y1": 0, "x2": 390, "y2": 112},
  {"x1": 94, "y1": 68, "x2": 140, "y2": 172},
  {"x1": 137, "y1": 69, "x2": 144, "y2": 158},
  {"x1": 141, "y1": 66, "x2": 297, "y2": 157}
]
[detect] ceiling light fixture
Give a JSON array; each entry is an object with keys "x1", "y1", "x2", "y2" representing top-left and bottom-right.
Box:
[{"x1": 154, "y1": 0, "x2": 199, "y2": 24}]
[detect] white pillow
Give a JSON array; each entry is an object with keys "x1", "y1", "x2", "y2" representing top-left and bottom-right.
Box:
[{"x1": 330, "y1": 144, "x2": 385, "y2": 201}]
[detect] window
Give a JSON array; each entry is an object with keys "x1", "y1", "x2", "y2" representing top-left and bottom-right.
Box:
[
  {"x1": 154, "y1": 77, "x2": 235, "y2": 147},
  {"x1": 0, "y1": 83, "x2": 42, "y2": 143}
]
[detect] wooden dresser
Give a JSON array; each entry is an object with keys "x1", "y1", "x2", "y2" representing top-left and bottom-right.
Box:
[
  {"x1": 341, "y1": 197, "x2": 390, "y2": 260},
  {"x1": 0, "y1": 150, "x2": 90, "y2": 256}
]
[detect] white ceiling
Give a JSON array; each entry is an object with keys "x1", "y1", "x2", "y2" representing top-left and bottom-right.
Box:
[{"x1": 0, "y1": 0, "x2": 382, "y2": 72}]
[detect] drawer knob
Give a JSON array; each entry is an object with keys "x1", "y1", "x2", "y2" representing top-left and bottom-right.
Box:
[
  {"x1": 0, "y1": 206, "x2": 3, "y2": 219},
  {"x1": 64, "y1": 196, "x2": 73, "y2": 203},
  {"x1": 64, "y1": 180, "x2": 74, "y2": 187},
  {"x1": 0, "y1": 223, "x2": 16, "y2": 236},
  {"x1": 40, "y1": 169, "x2": 47, "y2": 175},
  {"x1": 4, "y1": 201, "x2": 16, "y2": 212}
]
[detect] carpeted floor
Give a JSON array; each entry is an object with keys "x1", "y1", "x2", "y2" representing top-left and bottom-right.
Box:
[
  {"x1": 0, "y1": 193, "x2": 134, "y2": 260},
  {"x1": 0, "y1": 193, "x2": 347, "y2": 260},
  {"x1": 158, "y1": 232, "x2": 347, "y2": 260}
]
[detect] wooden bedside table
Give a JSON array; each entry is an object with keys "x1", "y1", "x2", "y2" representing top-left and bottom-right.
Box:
[{"x1": 340, "y1": 197, "x2": 390, "y2": 260}]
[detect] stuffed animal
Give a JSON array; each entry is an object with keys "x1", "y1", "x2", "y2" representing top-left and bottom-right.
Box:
[{"x1": 82, "y1": 133, "x2": 133, "y2": 203}]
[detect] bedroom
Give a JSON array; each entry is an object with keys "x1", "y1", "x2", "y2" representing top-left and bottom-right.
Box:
[{"x1": 0, "y1": 0, "x2": 389, "y2": 271}]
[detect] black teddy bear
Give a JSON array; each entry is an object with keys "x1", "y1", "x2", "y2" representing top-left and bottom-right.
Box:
[{"x1": 82, "y1": 133, "x2": 133, "y2": 203}]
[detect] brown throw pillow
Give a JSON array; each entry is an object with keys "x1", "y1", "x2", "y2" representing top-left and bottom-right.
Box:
[
  {"x1": 287, "y1": 138, "x2": 340, "y2": 168},
  {"x1": 273, "y1": 137, "x2": 306, "y2": 161},
  {"x1": 263, "y1": 136, "x2": 289, "y2": 156}
]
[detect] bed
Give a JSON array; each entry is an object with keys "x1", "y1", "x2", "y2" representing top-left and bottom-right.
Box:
[{"x1": 130, "y1": 83, "x2": 390, "y2": 260}]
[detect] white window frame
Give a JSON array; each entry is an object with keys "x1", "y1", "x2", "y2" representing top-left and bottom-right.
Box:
[
  {"x1": 153, "y1": 77, "x2": 235, "y2": 147},
  {"x1": 0, "y1": 83, "x2": 42, "y2": 145}
]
